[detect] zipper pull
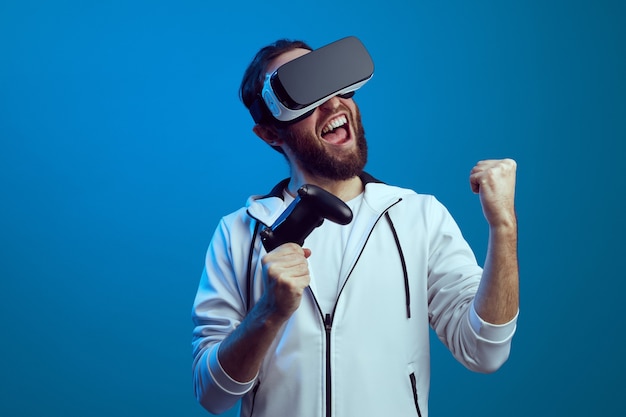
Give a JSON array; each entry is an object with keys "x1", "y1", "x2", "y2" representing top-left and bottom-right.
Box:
[{"x1": 324, "y1": 313, "x2": 332, "y2": 333}]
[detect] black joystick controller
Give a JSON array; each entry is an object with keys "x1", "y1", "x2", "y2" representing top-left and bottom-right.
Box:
[{"x1": 260, "y1": 184, "x2": 353, "y2": 252}]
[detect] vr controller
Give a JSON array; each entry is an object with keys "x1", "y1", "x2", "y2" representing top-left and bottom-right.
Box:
[{"x1": 260, "y1": 184, "x2": 353, "y2": 252}]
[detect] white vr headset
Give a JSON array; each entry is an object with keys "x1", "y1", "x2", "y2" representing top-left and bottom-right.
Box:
[{"x1": 249, "y1": 36, "x2": 374, "y2": 124}]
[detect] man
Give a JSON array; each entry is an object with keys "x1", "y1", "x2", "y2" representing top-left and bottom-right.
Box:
[{"x1": 192, "y1": 37, "x2": 519, "y2": 417}]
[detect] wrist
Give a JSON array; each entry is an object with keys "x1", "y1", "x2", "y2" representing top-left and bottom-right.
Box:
[
  {"x1": 488, "y1": 211, "x2": 517, "y2": 231},
  {"x1": 252, "y1": 295, "x2": 291, "y2": 329}
]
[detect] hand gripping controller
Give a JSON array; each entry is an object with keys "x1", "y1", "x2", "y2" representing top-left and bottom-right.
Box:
[{"x1": 260, "y1": 184, "x2": 353, "y2": 252}]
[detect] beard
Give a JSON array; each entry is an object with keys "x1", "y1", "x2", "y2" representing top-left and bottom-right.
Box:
[{"x1": 277, "y1": 107, "x2": 368, "y2": 181}]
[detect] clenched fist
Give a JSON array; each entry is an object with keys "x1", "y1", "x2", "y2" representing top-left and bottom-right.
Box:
[
  {"x1": 260, "y1": 243, "x2": 312, "y2": 321},
  {"x1": 470, "y1": 159, "x2": 517, "y2": 229}
]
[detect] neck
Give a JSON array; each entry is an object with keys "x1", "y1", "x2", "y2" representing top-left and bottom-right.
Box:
[{"x1": 287, "y1": 172, "x2": 363, "y2": 202}]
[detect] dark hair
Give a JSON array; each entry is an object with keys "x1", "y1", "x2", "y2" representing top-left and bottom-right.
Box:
[{"x1": 239, "y1": 39, "x2": 312, "y2": 114}]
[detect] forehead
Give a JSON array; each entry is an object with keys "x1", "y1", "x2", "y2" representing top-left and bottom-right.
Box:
[{"x1": 266, "y1": 48, "x2": 311, "y2": 75}]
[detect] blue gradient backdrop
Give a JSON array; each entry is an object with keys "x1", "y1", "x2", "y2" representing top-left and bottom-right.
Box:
[{"x1": 1, "y1": 1, "x2": 624, "y2": 416}]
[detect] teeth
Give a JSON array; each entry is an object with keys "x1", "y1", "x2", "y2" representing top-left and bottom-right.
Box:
[{"x1": 322, "y1": 115, "x2": 347, "y2": 135}]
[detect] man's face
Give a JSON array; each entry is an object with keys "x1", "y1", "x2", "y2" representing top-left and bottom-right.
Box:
[{"x1": 267, "y1": 49, "x2": 368, "y2": 181}]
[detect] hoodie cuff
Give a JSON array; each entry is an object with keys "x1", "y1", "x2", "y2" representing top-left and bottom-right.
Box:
[
  {"x1": 468, "y1": 301, "x2": 518, "y2": 342},
  {"x1": 208, "y1": 344, "x2": 257, "y2": 395}
]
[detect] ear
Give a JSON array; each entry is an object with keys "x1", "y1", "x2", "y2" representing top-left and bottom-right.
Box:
[{"x1": 253, "y1": 124, "x2": 284, "y2": 148}]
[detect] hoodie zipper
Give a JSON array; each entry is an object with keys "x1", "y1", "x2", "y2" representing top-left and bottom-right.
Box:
[
  {"x1": 409, "y1": 372, "x2": 423, "y2": 417},
  {"x1": 312, "y1": 198, "x2": 403, "y2": 417},
  {"x1": 324, "y1": 313, "x2": 333, "y2": 417}
]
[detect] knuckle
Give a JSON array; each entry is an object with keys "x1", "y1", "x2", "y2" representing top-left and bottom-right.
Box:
[
  {"x1": 284, "y1": 242, "x2": 302, "y2": 252},
  {"x1": 503, "y1": 158, "x2": 517, "y2": 168}
]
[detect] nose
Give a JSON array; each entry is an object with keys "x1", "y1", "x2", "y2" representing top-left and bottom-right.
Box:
[{"x1": 318, "y1": 95, "x2": 342, "y2": 113}]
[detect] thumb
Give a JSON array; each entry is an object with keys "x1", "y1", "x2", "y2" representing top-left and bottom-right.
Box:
[{"x1": 470, "y1": 178, "x2": 480, "y2": 194}]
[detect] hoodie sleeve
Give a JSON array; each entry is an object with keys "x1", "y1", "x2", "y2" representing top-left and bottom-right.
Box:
[
  {"x1": 426, "y1": 196, "x2": 517, "y2": 373},
  {"x1": 191, "y1": 215, "x2": 257, "y2": 414}
]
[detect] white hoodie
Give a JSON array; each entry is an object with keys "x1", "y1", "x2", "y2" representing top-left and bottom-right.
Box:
[{"x1": 192, "y1": 175, "x2": 517, "y2": 417}]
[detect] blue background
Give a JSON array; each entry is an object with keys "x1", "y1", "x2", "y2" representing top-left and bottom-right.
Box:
[{"x1": 1, "y1": 1, "x2": 624, "y2": 416}]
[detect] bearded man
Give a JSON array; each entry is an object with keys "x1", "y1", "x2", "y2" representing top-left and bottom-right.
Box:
[{"x1": 192, "y1": 38, "x2": 519, "y2": 417}]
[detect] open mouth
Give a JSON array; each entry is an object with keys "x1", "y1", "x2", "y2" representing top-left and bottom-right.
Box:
[{"x1": 320, "y1": 115, "x2": 350, "y2": 145}]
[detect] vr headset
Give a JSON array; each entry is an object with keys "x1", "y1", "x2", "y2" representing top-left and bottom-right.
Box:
[{"x1": 250, "y1": 36, "x2": 374, "y2": 124}]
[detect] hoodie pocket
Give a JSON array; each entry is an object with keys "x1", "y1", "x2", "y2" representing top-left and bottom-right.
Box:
[
  {"x1": 244, "y1": 381, "x2": 261, "y2": 417},
  {"x1": 409, "y1": 372, "x2": 423, "y2": 417}
]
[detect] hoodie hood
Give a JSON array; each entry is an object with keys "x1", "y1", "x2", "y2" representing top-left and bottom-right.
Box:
[{"x1": 245, "y1": 172, "x2": 414, "y2": 226}]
